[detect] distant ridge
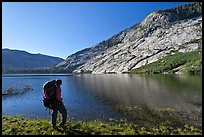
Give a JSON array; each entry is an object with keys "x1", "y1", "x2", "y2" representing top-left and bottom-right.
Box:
[{"x1": 2, "y1": 48, "x2": 64, "y2": 70}]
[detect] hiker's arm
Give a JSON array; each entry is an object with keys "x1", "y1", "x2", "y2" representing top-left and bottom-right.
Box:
[{"x1": 56, "y1": 87, "x2": 63, "y2": 103}]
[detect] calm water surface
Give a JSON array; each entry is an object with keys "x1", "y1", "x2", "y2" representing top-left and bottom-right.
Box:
[{"x1": 2, "y1": 74, "x2": 202, "y2": 121}]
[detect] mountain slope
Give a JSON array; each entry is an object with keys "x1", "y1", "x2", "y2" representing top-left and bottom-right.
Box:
[
  {"x1": 2, "y1": 49, "x2": 64, "y2": 70},
  {"x1": 130, "y1": 50, "x2": 202, "y2": 74},
  {"x1": 55, "y1": 2, "x2": 202, "y2": 74}
]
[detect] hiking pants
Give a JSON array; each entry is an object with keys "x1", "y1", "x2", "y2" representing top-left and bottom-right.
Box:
[{"x1": 52, "y1": 103, "x2": 67, "y2": 126}]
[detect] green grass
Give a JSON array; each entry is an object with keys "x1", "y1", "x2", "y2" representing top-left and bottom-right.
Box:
[
  {"x1": 2, "y1": 115, "x2": 135, "y2": 135},
  {"x1": 2, "y1": 105, "x2": 202, "y2": 135},
  {"x1": 130, "y1": 50, "x2": 202, "y2": 75}
]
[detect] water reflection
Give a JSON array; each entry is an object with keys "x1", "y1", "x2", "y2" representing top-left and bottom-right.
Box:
[
  {"x1": 2, "y1": 74, "x2": 202, "y2": 120},
  {"x1": 73, "y1": 74, "x2": 202, "y2": 113}
]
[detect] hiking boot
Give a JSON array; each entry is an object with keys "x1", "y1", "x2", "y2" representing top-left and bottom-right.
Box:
[
  {"x1": 59, "y1": 123, "x2": 65, "y2": 128},
  {"x1": 52, "y1": 125, "x2": 57, "y2": 129}
]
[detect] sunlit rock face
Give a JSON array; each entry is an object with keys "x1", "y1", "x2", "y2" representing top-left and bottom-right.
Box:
[{"x1": 55, "y1": 2, "x2": 202, "y2": 74}]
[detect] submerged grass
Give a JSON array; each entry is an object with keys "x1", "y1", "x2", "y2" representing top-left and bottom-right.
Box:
[
  {"x1": 2, "y1": 104, "x2": 202, "y2": 135},
  {"x1": 115, "y1": 105, "x2": 202, "y2": 130}
]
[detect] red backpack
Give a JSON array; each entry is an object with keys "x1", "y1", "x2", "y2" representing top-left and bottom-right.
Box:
[{"x1": 43, "y1": 80, "x2": 57, "y2": 109}]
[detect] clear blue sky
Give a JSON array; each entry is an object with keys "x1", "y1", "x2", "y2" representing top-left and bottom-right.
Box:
[{"x1": 2, "y1": 2, "x2": 188, "y2": 59}]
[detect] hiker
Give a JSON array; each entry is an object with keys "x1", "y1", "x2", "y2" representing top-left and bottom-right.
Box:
[{"x1": 51, "y1": 79, "x2": 68, "y2": 128}]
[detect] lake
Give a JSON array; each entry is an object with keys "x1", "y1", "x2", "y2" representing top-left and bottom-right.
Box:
[{"x1": 2, "y1": 74, "x2": 202, "y2": 122}]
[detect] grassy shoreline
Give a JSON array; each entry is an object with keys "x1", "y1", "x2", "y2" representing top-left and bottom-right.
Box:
[{"x1": 2, "y1": 105, "x2": 202, "y2": 135}]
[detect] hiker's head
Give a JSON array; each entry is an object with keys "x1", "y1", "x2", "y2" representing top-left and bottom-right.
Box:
[{"x1": 56, "y1": 79, "x2": 62, "y2": 86}]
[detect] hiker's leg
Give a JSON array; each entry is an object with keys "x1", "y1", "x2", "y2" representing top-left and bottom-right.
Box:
[
  {"x1": 51, "y1": 107, "x2": 58, "y2": 127},
  {"x1": 58, "y1": 104, "x2": 67, "y2": 125}
]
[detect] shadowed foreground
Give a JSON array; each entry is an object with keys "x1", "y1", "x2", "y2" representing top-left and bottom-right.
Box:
[{"x1": 2, "y1": 113, "x2": 202, "y2": 135}]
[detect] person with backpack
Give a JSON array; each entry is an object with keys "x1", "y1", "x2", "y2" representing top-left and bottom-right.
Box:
[
  {"x1": 43, "y1": 79, "x2": 67, "y2": 129},
  {"x1": 52, "y1": 79, "x2": 67, "y2": 128}
]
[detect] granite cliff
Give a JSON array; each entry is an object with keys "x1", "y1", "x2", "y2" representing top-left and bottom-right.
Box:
[{"x1": 55, "y1": 2, "x2": 202, "y2": 74}]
